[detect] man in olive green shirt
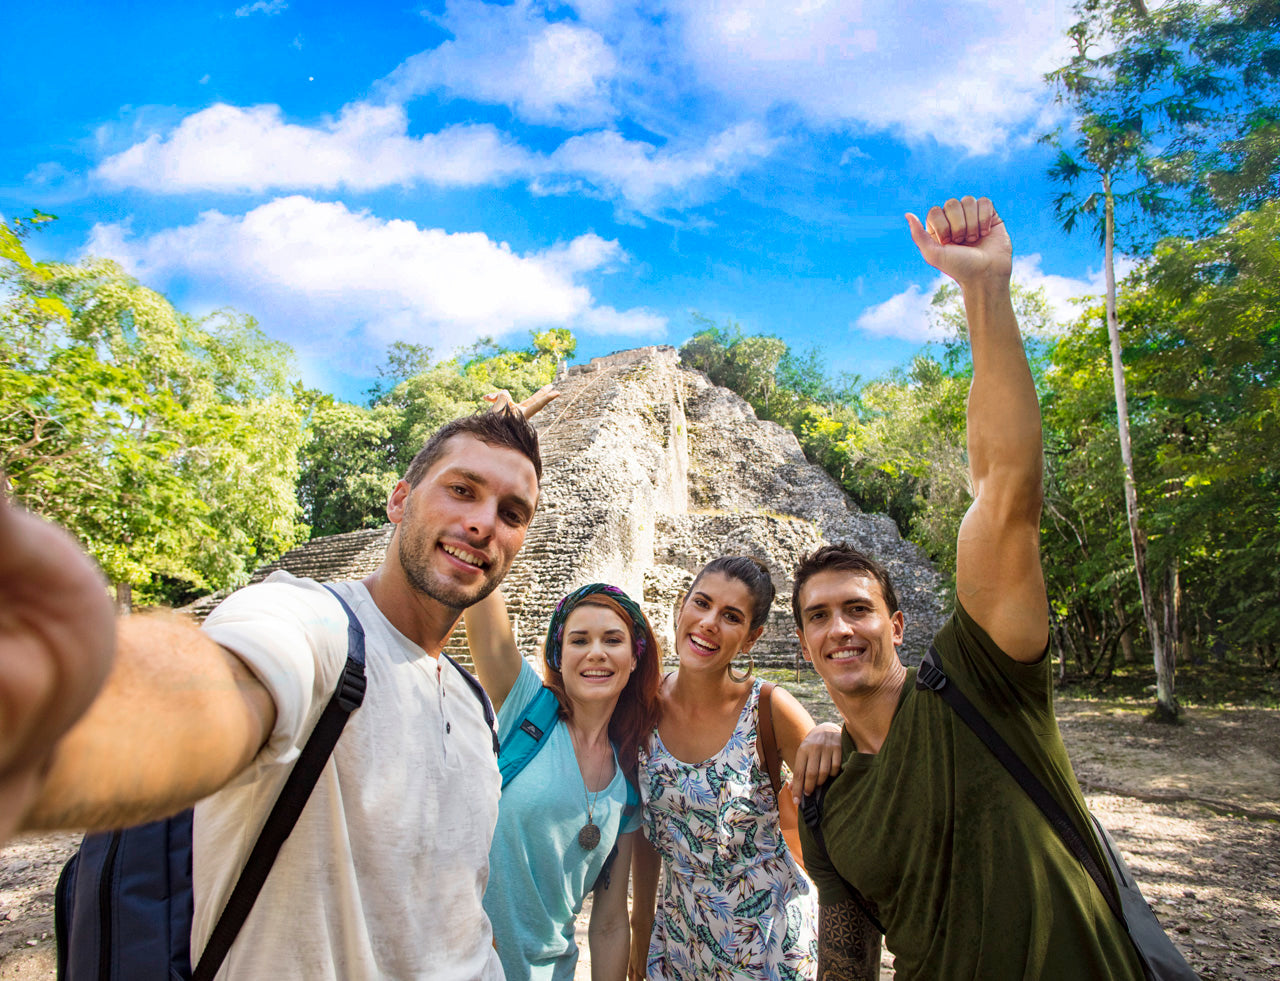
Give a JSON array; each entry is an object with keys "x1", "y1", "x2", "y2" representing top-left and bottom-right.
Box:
[{"x1": 791, "y1": 196, "x2": 1146, "y2": 980}]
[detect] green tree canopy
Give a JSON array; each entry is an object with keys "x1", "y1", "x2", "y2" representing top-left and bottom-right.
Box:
[
  {"x1": 1, "y1": 222, "x2": 305, "y2": 606},
  {"x1": 297, "y1": 330, "x2": 573, "y2": 537},
  {"x1": 1042, "y1": 202, "x2": 1280, "y2": 671}
]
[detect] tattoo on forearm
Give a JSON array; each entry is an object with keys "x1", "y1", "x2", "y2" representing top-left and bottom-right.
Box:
[{"x1": 818, "y1": 900, "x2": 882, "y2": 981}]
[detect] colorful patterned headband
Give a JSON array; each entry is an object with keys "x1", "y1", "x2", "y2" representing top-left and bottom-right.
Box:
[{"x1": 544, "y1": 583, "x2": 650, "y2": 671}]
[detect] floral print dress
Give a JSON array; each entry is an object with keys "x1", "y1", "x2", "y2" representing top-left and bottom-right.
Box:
[{"x1": 639, "y1": 679, "x2": 818, "y2": 981}]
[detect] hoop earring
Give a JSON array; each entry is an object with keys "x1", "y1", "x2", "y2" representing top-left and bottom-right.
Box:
[{"x1": 727, "y1": 654, "x2": 755, "y2": 684}]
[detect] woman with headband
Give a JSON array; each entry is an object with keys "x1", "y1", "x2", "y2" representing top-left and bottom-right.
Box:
[{"x1": 465, "y1": 582, "x2": 662, "y2": 981}]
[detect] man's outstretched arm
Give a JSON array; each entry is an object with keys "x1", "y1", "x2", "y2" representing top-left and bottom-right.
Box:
[
  {"x1": 817, "y1": 900, "x2": 882, "y2": 981},
  {"x1": 25, "y1": 612, "x2": 276, "y2": 831},
  {"x1": 2, "y1": 492, "x2": 276, "y2": 836},
  {"x1": 906, "y1": 196, "x2": 1048, "y2": 662},
  {"x1": 0, "y1": 494, "x2": 116, "y2": 843}
]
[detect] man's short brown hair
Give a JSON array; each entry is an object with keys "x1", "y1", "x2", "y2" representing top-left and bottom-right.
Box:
[
  {"x1": 404, "y1": 407, "x2": 542, "y2": 487},
  {"x1": 791, "y1": 543, "x2": 900, "y2": 627}
]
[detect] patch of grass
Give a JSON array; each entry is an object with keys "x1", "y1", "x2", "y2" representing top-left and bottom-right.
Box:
[
  {"x1": 1055, "y1": 658, "x2": 1280, "y2": 710},
  {"x1": 757, "y1": 667, "x2": 839, "y2": 722}
]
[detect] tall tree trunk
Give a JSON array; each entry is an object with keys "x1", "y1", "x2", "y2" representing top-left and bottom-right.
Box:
[
  {"x1": 1111, "y1": 588, "x2": 1135, "y2": 663},
  {"x1": 1102, "y1": 173, "x2": 1177, "y2": 719},
  {"x1": 1158, "y1": 559, "x2": 1180, "y2": 717},
  {"x1": 115, "y1": 581, "x2": 133, "y2": 614},
  {"x1": 1080, "y1": 603, "x2": 1100, "y2": 675},
  {"x1": 1178, "y1": 574, "x2": 1196, "y2": 665}
]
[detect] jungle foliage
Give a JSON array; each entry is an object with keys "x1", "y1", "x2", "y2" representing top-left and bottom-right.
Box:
[
  {"x1": 679, "y1": 201, "x2": 1279, "y2": 693},
  {"x1": 0, "y1": 217, "x2": 572, "y2": 605},
  {"x1": 1, "y1": 220, "x2": 305, "y2": 608},
  {"x1": 296, "y1": 329, "x2": 571, "y2": 539}
]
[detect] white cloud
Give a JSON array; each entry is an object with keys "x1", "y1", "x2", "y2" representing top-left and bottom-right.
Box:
[
  {"x1": 854, "y1": 282, "x2": 943, "y2": 343},
  {"x1": 85, "y1": 197, "x2": 665, "y2": 368},
  {"x1": 852, "y1": 254, "x2": 1135, "y2": 344},
  {"x1": 89, "y1": 0, "x2": 1073, "y2": 221},
  {"x1": 93, "y1": 102, "x2": 772, "y2": 214},
  {"x1": 538, "y1": 121, "x2": 777, "y2": 211},
  {"x1": 377, "y1": 0, "x2": 1071, "y2": 154},
  {"x1": 839, "y1": 145, "x2": 870, "y2": 166},
  {"x1": 1010, "y1": 253, "x2": 1137, "y2": 325},
  {"x1": 235, "y1": 0, "x2": 287, "y2": 16},
  {"x1": 96, "y1": 103, "x2": 534, "y2": 193},
  {"x1": 382, "y1": 0, "x2": 619, "y2": 127},
  {"x1": 663, "y1": 0, "x2": 1073, "y2": 152}
]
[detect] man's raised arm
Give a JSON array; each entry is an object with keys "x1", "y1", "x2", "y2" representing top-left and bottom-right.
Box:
[{"x1": 906, "y1": 196, "x2": 1048, "y2": 663}]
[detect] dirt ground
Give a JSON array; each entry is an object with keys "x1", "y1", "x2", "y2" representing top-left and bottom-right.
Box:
[{"x1": 3, "y1": 696, "x2": 1278, "y2": 980}]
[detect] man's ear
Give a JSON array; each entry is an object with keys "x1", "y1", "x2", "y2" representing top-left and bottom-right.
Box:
[
  {"x1": 796, "y1": 627, "x2": 814, "y2": 664},
  {"x1": 891, "y1": 610, "x2": 905, "y2": 647},
  {"x1": 387, "y1": 479, "x2": 411, "y2": 525}
]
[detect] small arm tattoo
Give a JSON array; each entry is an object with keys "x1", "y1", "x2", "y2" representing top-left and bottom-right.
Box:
[{"x1": 817, "y1": 899, "x2": 882, "y2": 981}]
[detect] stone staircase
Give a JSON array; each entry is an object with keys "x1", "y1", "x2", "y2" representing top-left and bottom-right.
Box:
[{"x1": 193, "y1": 346, "x2": 945, "y2": 673}]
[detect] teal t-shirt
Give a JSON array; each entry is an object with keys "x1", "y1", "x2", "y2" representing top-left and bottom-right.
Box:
[
  {"x1": 799, "y1": 603, "x2": 1146, "y2": 981},
  {"x1": 484, "y1": 660, "x2": 642, "y2": 981}
]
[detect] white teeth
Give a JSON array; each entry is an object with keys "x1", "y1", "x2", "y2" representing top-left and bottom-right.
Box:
[
  {"x1": 829, "y1": 649, "x2": 864, "y2": 661},
  {"x1": 441, "y1": 544, "x2": 485, "y2": 568},
  {"x1": 688, "y1": 636, "x2": 716, "y2": 653}
]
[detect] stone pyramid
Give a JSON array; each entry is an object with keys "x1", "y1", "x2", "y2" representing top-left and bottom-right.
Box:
[
  {"x1": 496, "y1": 346, "x2": 945, "y2": 667},
  {"x1": 191, "y1": 346, "x2": 945, "y2": 667}
]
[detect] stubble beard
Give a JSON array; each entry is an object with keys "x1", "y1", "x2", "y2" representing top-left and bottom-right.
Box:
[{"x1": 396, "y1": 516, "x2": 506, "y2": 613}]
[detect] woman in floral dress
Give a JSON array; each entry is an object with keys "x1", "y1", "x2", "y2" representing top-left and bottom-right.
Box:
[{"x1": 628, "y1": 557, "x2": 841, "y2": 980}]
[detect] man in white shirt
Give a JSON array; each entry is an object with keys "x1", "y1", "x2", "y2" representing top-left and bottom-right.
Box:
[{"x1": 5, "y1": 396, "x2": 553, "y2": 979}]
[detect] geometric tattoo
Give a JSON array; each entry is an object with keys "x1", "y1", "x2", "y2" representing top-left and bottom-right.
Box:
[{"x1": 817, "y1": 899, "x2": 883, "y2": 981}]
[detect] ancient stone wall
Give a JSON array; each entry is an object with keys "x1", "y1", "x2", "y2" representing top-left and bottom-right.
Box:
[
  {"x1": 494, "y1": 346, "x2": 945, "y2": 667},
  {"x1": 196, "y1": 346, "x2": 946, "y2": 669}
]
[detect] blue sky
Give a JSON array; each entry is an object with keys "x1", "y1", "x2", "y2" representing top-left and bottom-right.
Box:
[{"x1": 3, "y1": 0, "x2": 1119, "y2": 403}]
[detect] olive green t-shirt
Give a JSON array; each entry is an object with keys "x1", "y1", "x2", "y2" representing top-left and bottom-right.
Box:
[{"x1": 798, "y1": 604, "x2": 1145, "y2": 980}]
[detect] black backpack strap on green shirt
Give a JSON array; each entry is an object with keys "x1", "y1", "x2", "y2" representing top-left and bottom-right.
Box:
[
  {"x1": 798, "y1": 785, "x2": 887, "y2": 936},
  {"x1": 914, "y1": 646, "x2": 1121, "y2": 922},
  {"x1": 915, "y1": 644, "x2": 1200, "y2": 981}
]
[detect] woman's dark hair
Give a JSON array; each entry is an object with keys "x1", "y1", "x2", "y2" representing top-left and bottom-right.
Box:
[
  {"x1": 542, "y1": 593, "x2": 662, "y2": 779},
  {"x1": 687, "y1": 556, "x2": 776, "y2": 631}
]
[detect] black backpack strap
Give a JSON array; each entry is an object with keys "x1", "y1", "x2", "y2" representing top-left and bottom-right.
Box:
[
  {"x1": 798, "y1": 784, "x2": 887, "y2": 936},
  {"x1": 914, "y1": 645, "x2": 1124, "y2": 924},
  {"x1": 443, "y1": 652, "x2": 499, "y2": 756},
  {"x1": 191, "y1": 585, "x2": 368, "y2": 981}
]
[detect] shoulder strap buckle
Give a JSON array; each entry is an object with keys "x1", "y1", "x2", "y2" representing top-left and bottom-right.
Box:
[
  {"x1": 799, "y1": 783, "x2": 827, "y2": 834},
  {"x1": 915, "y1": 649, "x2": 948, "y2": 692},
  {"x1": 336, "y1": 658, "x2": 368, "y2": 712}
]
